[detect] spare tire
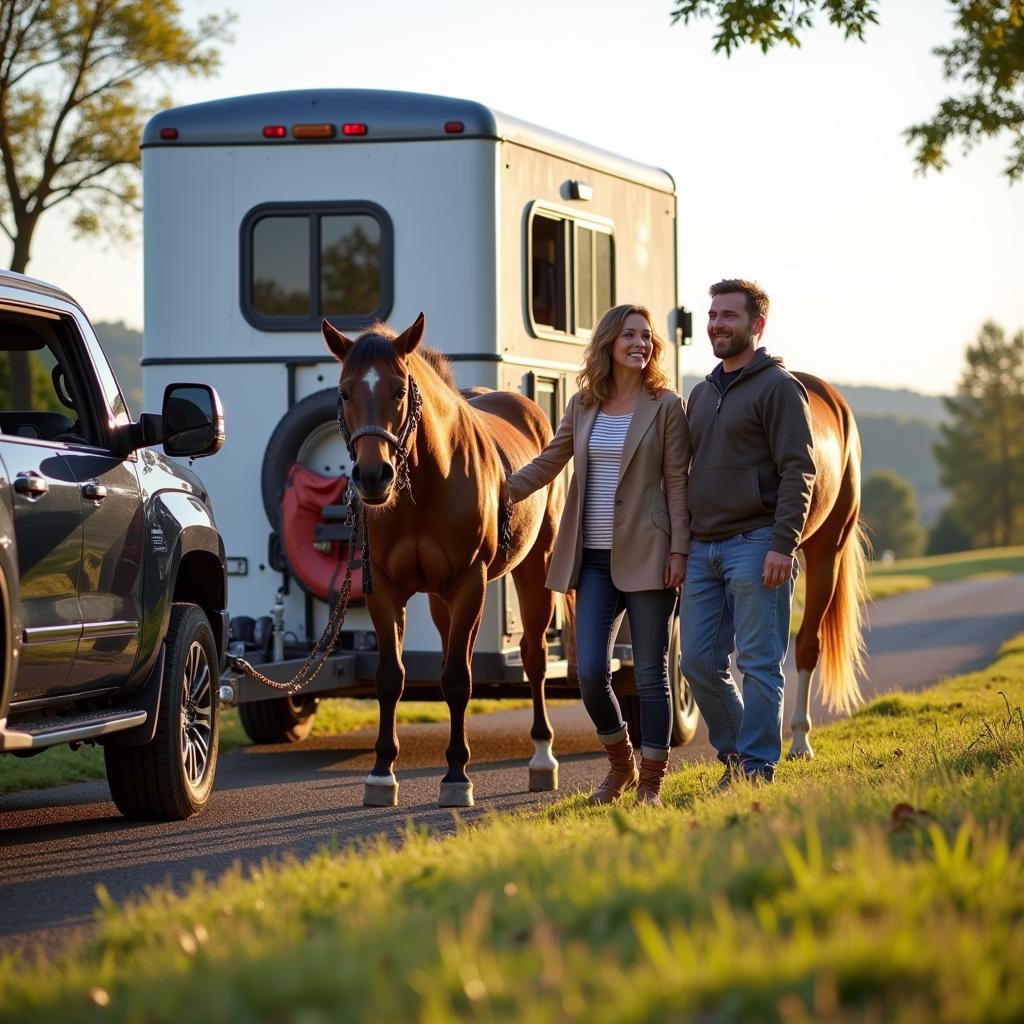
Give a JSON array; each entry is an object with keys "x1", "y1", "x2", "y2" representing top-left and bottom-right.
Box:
[{"x1": 260, "y1": 388, "x2": 352, "y2": 530}]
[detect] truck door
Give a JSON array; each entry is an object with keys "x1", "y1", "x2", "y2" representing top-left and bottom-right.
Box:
[
  {"x1": 57, "y1": 315, "x2": 144, "y2": 690},
  {"x1": 0, "y1": 329, "x2": 84, "y2": 700}
]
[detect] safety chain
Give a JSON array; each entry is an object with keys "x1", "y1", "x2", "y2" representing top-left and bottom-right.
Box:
[{"x1": 228, "y1": 485, "x2": 364, "y2": 694}]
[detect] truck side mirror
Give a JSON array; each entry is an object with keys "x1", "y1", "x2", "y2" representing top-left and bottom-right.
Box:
[{"x1": 163, "y1": 383, "x2": 225, "y2": 458}]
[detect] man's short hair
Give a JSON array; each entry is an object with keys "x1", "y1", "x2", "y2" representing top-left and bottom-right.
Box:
[{"x1": 709, "y1": 279, "x2": 770, "y2": 322}]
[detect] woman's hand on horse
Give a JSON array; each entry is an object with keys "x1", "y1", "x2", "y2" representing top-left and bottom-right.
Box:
[{"x1": 664, "y1": 553, "x2": 686, "y2": 589}]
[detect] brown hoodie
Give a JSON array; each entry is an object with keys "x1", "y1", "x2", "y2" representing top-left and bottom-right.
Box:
[{"x1": 686, "y1": 349, "x2": 815, "y2": 557}]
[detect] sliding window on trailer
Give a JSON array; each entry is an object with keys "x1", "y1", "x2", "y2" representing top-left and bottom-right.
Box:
[
  {"x1": 240, "y1": 201, "x2": 394, "y2": 332},
  {"x1": 526, "y1": 201, "x2": 614, "y2": 342}
]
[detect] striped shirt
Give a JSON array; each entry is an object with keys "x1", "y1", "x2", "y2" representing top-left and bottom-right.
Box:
[{"x1": 582, "y1": 411, "x2": 632, "y2": 549}]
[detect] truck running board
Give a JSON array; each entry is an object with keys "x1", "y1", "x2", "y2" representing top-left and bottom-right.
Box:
[{"x1": 0, "y1": 708, "x2": 148, "y2": 751}]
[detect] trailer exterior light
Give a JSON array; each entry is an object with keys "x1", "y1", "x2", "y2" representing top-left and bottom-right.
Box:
[
  {"x1": 293, "y1": 123, "x2": 335, "y2": 139},
  {"x1": 159, "y1": 127, "x2": 179, "y2": 140},
  {"x1": 342, "y1": 123, "x2": 368, "y2": 136},
  {"x1": 445, "y1": 121, "x2": 465, "y2": 134},
  {"x1": 263, "y1": 125, "x2": 287, "y2": 138}
]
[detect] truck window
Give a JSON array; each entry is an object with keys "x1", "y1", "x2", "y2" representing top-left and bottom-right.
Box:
[
  {"x1": 527, "y1": 203, "x2": 614, "y2": 341},
  {"x1": 241, "y1": 202, "x2": 393, "y2": 331}
]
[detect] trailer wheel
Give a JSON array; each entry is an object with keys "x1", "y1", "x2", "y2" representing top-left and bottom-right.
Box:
[
  {"x1": 261, "y1": 388, "x2": 349, "y2": 529},
  {"x1": 105, "y1": 604, "x2": 219, "y2": 820},
  {"x1": 616, "y1": 612, "x2": 698, "y2": 749},
  {"x1": 239, "y1": 694, "x2": 319, "y2": 744}
]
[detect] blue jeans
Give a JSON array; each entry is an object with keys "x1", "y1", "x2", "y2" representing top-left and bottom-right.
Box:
[
  {"x1": 576, "y1": 548, "x2": 677, "y2": 754},
  {"x1": 680, "y1": 527, "x2": 795, "y2": 780}
]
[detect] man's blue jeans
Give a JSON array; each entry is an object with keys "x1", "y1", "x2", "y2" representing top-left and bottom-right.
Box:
[
  {"x1": 680, "y1": 527, "x2": 795, "y2": 779},
  {"x1": 576, "y1": 549, "x2": 677, "y2": 754}
]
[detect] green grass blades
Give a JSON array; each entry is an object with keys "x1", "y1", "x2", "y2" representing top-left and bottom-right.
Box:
[
  {"x1": 3, "y1": 640, "x2": 1024, "y2": 1021},
  {"x1": 871, "y1": 544, "x2": 1024, "y2": 583}
]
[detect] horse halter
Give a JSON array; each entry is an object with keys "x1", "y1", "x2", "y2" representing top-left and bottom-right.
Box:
[{"x1": 336, "y1": 374, "x2": 423, "y2": 501}]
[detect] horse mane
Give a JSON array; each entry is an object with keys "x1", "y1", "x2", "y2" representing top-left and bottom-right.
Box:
[{"x1": 348, "y1": 321, "x2": 460, "y2": 396}]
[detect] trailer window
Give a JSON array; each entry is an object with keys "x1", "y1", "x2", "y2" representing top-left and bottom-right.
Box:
[
  {"x1": 242, "y1": 202, "x2": 393, "y2": 331},
  {"x1": 527, "y1": 203, "x2": 614, "y2": 342}
]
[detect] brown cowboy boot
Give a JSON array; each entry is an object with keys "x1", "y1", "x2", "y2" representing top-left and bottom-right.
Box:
[
  {"x1": 588, "y1": 730, "x2": 639, "y2": 805},
  {"x1": 636, "y1": 751, "x2": 669, "y2": 807}
]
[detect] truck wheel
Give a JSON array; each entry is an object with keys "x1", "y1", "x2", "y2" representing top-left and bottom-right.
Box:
[
  {"x1": 105, "y1": 604, "x2": 219, "y2": 820},
  {"x1": 238, "y1": 694, "x2": 318, "y2": 743},
  {"x1": 261, "y1": 388, "x2": 350, "y2": 530}
]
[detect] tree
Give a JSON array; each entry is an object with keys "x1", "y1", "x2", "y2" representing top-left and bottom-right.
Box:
[
  {"x1": 669, "y1": 1, "x2": 1024, "y2": 181},
  {"x1": 926, "y1": 505, "x2": 972, "y2": 555},
  {"x1": 861, "y1": 469, "x2": 925, "y2": 559},
  {"x1": 933, "y1": 321, "x2": 1024, "y2": 547},
  {"x1": 0, "y1": 0, "x2": 232, "y2": 274}
]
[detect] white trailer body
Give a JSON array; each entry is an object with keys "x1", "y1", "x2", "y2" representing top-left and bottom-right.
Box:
[{"x1": 141, "y1": 89, "x2": 686, "y2": 703}]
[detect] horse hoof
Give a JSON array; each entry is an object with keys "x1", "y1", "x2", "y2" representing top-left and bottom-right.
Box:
[
  {"x1": 786, "y1": 745, "x2": 815, "y2": 761},
  {"x1": 439, "y1": 781, "x2": 474, "y2": 807},
  {"x1": 529, "y1": 766, "x2": 558, "y2": 792},
  {"x1": 363, "y1": 774, "x2": 399, "y2": 806}
]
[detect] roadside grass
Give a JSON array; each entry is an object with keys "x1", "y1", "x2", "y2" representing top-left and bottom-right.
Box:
[
  {"x1": 871, "y1": 545, "x2": 1024, "y2": 584},
  {"x1": 3, "y1": 639, "x2": 1024, "y2": 1023}
]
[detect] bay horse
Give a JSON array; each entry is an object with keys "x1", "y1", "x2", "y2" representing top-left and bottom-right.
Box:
[
  {"x1": 787, "y1": 372, "x2": 870, "y2": 757},
  {"x1": 322, "y1": 313, "x2": 566, "y2": 807}
]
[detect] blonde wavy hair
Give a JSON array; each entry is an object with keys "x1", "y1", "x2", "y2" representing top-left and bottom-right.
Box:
[{"x1": 576, "y1": 304, "x2": 670, "y2": 408}]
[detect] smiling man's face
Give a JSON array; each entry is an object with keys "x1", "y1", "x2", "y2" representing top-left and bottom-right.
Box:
[{"x1": 707, "y1": 291, "x2": 763, "y2": 362}]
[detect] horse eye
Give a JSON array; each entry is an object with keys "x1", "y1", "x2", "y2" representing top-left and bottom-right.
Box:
[
  {"x1": 340, "y1": 390, "x2": 350, "y2": 402},
  {"x1": 395, "y1": 388, "x2": 406, "y2": 400}
]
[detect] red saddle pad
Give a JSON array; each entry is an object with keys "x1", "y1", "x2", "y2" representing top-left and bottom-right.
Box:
[{"x1": 281, "y1": 463, "x2": 363, "y2": 602}]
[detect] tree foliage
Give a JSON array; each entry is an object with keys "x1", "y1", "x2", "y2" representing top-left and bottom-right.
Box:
[
  {"x1": 934, "y1": 321, "x2": 1024, "y2": 547},
  {"x1": 0, "y1": 0, "x2": 232, "y2": 273},
  {"x1": 669, "y1": 1, "x2": 1024, "y2": 181},
  {"x1": 861, "y1": 468, "x2": 925, "y2": 559}
]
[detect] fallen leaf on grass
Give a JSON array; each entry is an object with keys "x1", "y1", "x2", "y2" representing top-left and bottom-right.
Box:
[{"x1": 888, "y1": 803, "x2": 936, "y2": 834}]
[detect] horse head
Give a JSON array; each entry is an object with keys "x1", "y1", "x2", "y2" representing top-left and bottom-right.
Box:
[{"x1": 322, "y1": 313, "x2": 424, "y2": 505}]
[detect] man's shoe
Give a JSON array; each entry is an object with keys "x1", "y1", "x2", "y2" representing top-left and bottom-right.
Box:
[{"x1": 715, "y1": 755, "x2": 743, "y2": 791}]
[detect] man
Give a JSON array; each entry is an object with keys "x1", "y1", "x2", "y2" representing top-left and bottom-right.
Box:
[{"x1": 681, "y1": 279, "x2": 815, "y2": 785}]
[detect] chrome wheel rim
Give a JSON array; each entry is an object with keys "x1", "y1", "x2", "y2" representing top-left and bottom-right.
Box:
[{"x1": 180, "y1": 640, "x2": 213, "y2": 787}]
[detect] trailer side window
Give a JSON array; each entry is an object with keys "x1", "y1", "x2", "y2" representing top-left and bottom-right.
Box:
[
  {"x1": 242, "y1": 202, "x2": 393, "y2": 331},
  {"x1": 527, "y1": 203, "x2": 613, "y2": 342}
]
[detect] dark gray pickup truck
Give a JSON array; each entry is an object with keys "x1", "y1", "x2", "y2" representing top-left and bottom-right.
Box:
[{"x1": 0, "y1": 270, "x2": 227, "y2": 820}]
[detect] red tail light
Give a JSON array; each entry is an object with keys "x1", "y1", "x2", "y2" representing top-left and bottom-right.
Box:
[
  {"x1": 341, "y1": 123, "x2": 368, "y2": 136},
  {"x1": 263, "y1": 125, "x2": 287, "y2": 139},
  {"x1": 444, "y1": 121, "x2": 464, "y2": 134},
  {"x1": 159, "y1": 127, "x2": 179, "y2": 140}
]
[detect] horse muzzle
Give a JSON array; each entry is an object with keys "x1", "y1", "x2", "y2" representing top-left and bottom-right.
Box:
[{"x1": 351, "y1": 459, "x2": 396, "y2": 505}]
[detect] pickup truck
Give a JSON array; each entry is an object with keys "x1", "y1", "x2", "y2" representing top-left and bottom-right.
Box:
[{"x1": 0, "y1": 270, "x2": 227, "y2": 820}]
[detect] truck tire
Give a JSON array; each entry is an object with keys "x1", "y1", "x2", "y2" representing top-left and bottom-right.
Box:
[
  {"x1": 261, "y1": 388, "x2": 345, "y2": 530},
  {"x1": 238, "y1": 694, "x2": 319, "y2": 744},
  {"x1": 105, "y1": 604, "x2": 219, "y2": 820}
]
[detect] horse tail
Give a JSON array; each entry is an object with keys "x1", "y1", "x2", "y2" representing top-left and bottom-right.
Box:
[
  {"x1": 556, "y1": 589, "x2": 577, "y2": 683},
  {"x1": 818, "y1": 517, "x2": 870, "y2": 713}
]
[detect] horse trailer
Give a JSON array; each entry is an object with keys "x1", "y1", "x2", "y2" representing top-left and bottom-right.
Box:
[{"x1": 141, "y1": 88, "x2": 696, "y2": 743}]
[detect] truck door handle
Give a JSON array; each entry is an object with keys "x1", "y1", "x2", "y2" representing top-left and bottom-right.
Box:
[
  {"x1": 13, "y1": 473, "x2": 48, "y2": 497},
  {"x1": 81, "y1": 481, "x2": 107, "y2": 501}
]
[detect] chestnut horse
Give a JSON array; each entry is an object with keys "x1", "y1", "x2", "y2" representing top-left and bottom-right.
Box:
[
  {"x1": 322, "y1": 314, "x2": 566, "y2": 807},
  {"x1": 787, "y1": 372, "x2": 870, "y2": 757}
]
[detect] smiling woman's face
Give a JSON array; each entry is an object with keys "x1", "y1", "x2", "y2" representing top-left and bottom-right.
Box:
[{"x1": 610, "y1": 312, "x2": 653, "y2": 372}]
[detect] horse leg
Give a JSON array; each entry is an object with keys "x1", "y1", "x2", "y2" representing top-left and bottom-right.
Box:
[
  {"x1": 789, "y1": 539, "x2": 839, "y2": 760},
  {"x1": 438, "y1": 567, "x2": 487, "y2": 807},
  {"x1": 364, "y1": 580, "x2": 410, "y2": 805},
  {"x1": 512, "y1": 547, "x2": 558, "y2": 792},
  {"x1": 428, "y1": 594, "x2": 451, "y2": 667}
]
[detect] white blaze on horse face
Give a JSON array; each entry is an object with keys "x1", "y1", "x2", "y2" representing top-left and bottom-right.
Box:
[{"x1": 362, "y1": 367, "x2": 381, "y2": 393}]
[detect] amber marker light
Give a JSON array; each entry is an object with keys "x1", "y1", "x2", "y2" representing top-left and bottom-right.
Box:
[
  {"x1": 292, "y1": 123, "x2": 335, "y2": 139},
  {"x1": 341, "y1": 123, "x2": 368, "y2": 136}
]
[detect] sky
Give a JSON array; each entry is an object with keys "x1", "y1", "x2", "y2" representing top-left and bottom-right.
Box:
[{"x1": 11, "y1": 0, "x2": 1024, "y2": 395}]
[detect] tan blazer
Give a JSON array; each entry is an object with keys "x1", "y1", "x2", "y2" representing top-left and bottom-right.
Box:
[{"x1": 507, "y1": 388, "x2": 691, "y2": 593}]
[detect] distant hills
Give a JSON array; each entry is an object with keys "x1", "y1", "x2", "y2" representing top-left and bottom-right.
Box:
[{"x1": 94, "y1": 322, "x2": 950, "y2": 523}]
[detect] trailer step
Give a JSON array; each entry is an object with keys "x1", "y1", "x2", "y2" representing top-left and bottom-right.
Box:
[{"x1": 0, "y1": 708, "x2": 148, "y2": 751}]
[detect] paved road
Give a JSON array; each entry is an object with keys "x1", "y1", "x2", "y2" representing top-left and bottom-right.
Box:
[{"x1": 2, "y1": 574, "x2": 1022, "y2": 957}]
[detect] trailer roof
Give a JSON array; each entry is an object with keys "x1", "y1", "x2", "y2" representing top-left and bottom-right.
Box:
[{"x1": 142, "y1": 89, "x2": 676, "y2": 194}]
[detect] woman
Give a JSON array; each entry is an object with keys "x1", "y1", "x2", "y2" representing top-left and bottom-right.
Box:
[{"x1": 506, "y1": 304, "x2": 690, "y2": 807}]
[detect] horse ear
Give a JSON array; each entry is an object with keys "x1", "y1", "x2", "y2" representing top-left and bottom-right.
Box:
[
  {"x1": 322, "y1": 319, "x2": 354, "y2": 361},
  {"x1": 393, "y1": 313, "x2": 425, "y2": 356}
]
